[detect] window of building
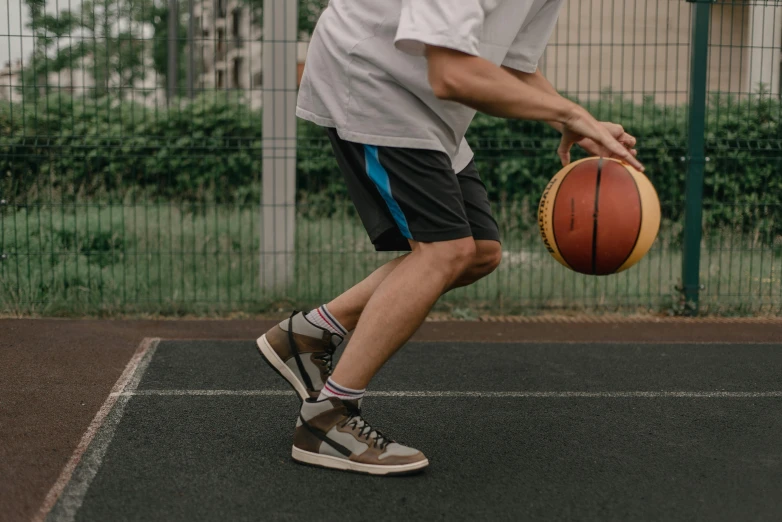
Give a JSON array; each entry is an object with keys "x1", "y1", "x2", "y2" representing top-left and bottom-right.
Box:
[
  {"x1": 232, "y1": 9, "x2": 242, "y2": 40},
  {"x1": 217, "y1": 28, "x2": 226, "y2": 59},
  {"x1": 216, "y1": 0, "x2": 227, "y2": 18},
  {"x1": 233, "y1": 58, "x2": 244, "y2": 89},
  {"x1": 217, "y1": 70, "x2": 225, "y2": 89},
  {"x1": 253, "y1": 71, "x2": 263, "y2": 88}
]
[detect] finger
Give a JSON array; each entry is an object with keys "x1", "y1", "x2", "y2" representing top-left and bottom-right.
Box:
[
  {"x1": 621, "y1": 150, "x2": 644, "y2": 171},
  {"x1": 578, "y1": 137, "x2": 614, "y2": 158},
  {"x1": 589, "y1": 145, "x2": 612, "y2": 158},
  {"x1": 618, "y1": 133, "x2": 637, "y2": 148},
  {"x1": 605, "y1": 139, "x2": 644, "y2": 171},
  {"x1": 558, "y1": 147, "x2": 571, "y2": 167},
  {"x1": 558, "y1": 136, "x2": 573, "y2": 167},
  {"x1": 593, "y1": 125, "x2": 641, "y2": 167},
  {"x1": 600, "y1": 122, "x2": 623, "y2": 136},
  {"x1": 608, "y1": 148, "x2": 636, "y2": 159},
  {"x1": 609, "y1": 148, "x2": 638, "y2": 161}
]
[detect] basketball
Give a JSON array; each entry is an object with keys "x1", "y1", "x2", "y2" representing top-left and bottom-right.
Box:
[{"x1": 538, "y1": 157, "x2": 661, "y2": 275}]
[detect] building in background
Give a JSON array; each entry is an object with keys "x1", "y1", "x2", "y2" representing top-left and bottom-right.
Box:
[
  {"x1": 3, "y1": 1, "x2": 781, "y2": 107},
  {"x1": 193, "y1": 0, "x2": 263, "y2": 106},
  {"x1": 1, "y1": 54, "x2": 165, "y2": 106},
  {"x1": 1, "y1": 0, "x2": 308, "y2": 108},
  {"x1": 0, "y1": 60, "x2": 23, "y2": 103},
  {"x1": 192, "y1": 0, "x2": 307, "y2": 108},
  {"x1": 541, "y1": 0, "x2": 782, "y2": 104}
]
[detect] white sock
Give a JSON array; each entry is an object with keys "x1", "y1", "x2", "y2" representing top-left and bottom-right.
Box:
[
  {"x1": 319, "y1": 378, "x2": 365, "y2": 401},
  {"x1": 305, "y1": 305, "x2": 348, "y2": 336}
]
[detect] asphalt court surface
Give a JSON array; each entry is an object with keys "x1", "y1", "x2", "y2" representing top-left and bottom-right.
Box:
[{"x1": 48, "y1": 339, "x2": 782, "y2": 521}]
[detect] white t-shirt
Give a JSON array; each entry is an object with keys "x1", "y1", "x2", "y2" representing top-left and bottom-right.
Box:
[{"x1": 296, "y1": 0, "x2": 564, "y2": 172}]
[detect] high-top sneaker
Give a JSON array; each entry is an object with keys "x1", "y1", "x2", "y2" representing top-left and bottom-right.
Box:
[
  {"x1": 257, "y1": 312, "x2": 343, "y2": 400},
  {"x1": 292, "y1": 397, "x2": 429, "y2": 475}
]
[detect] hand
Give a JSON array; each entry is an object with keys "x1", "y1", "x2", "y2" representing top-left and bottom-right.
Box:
[
  {"x1": 576, "y1": 122, "x2": 637, "y2": 161},
  {"x1": 558, "y1": 107, "x2": 644, "y2": 171}
]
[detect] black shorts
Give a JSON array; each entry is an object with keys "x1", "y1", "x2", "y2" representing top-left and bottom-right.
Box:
[{"x1": 327, "y1": 129, "x2": 500, "y2": 252}]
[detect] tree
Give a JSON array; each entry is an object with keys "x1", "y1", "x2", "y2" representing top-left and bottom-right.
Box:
[
  {"x1": 298, "y1": 0, "x2": 328, "y2": 35},
  {"x1": 21, "y1": 0, "x2": 81, "y2": 99},
  {"x1": 20, "y1": 0, "x2": 326, "y2": 102},
  {"x1": 148, "y1": 3, "x2": 188, "y2": 97},
  {"x1": 241, "y1": 0, "x2": 328, "y2": 36},
  {"x1": 20, "y1": 0, "x2": 157, "y2": 100}
]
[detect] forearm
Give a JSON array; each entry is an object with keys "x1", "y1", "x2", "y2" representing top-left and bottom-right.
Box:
[
  {"x1": 425, "y1": 46, "x2": 644, "y2": 171},
  {"x1": 503, "y1": 67, "x2": 564, "y2": 132},
  {"x1": 426, "y1": 48, "x2": 576, "y2": 124}
]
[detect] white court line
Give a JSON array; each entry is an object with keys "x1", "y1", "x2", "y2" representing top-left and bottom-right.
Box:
[
  {"x1": 35, "y1": 347, "x2": 782, "y2": 522},
  {"x1": 120, "y1": 389, "x2": 782, "y2": 398},
  {"x1": 36, "y1": 338, "x2": 161, "y2": 522}
]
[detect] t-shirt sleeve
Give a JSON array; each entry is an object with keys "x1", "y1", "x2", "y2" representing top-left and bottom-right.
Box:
[
  {"x1": 394, "y1": 0, "x2": 489, "y2": 57},
  {"x1": 502, "y1": 0, "x2": 564, "y2": 73}
]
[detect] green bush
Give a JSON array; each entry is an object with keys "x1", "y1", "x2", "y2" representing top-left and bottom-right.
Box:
[
  {"x1": 2, "y1": 91, "x2": 781, "y2": 236},
  {"x1": 1, "y1": 93, "x2": 262, "y2": 204},
  {"x1": 296, "y1": 92, "x2": 782, "y2": 238}
]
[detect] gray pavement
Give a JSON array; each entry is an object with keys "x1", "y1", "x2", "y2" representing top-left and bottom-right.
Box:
[{"x1": 53, "y1": 340, "x2": 782, "y2": 521}]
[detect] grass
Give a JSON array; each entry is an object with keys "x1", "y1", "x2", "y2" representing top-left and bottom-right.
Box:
[{"x1": 1, "y1": 202, "x2": 780, "y2": 317}]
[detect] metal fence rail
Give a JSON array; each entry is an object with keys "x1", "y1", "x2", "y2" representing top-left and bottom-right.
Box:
[{"x1": 1, "y1": 0, "x2": 780, "y2": 316}]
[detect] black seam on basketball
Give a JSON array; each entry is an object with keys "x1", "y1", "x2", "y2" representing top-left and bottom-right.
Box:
[
  {"x1": 610, "y1": 168, "x2": 644, "y2": 273},
  {"x1": 591, "y1": 159, "x2": 603, "y2": 275},
  {"x1": 300, "y1": 415, "x2": 353, "y2": 457}
]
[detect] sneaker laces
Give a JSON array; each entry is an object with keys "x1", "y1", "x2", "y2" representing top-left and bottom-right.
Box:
[
  {"x1": 341, "y1": 406, "x2": 391, "y2": 450},
  {"x1": 312, "y1": 341, "x2": 338, "y2": 374},
  {"x1": 293, "y1": 309, "x2": 342, "y2": 375}
]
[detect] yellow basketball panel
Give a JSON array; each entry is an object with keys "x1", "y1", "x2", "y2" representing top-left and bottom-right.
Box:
[{"x1": 616, "y1": 165, "x2": 661, "y2": 273}]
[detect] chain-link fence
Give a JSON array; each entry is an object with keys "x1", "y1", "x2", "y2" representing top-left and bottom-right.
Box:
[{"x1": 1, "y1": 0, "x2": 781, "y2": 316}]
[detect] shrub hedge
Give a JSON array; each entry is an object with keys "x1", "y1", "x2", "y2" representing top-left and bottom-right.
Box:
[{"x1": 2, "y1": 92, "x2": 781, "y2": 235}]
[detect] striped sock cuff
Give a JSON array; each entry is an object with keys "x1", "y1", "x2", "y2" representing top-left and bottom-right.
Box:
[
  {"x1": 305, "y1": 305, "x2": 348, "y2": 336},
  {"x1": 319, "y1": 378, "x2": 365, "y2": 401},
  {"x1": 320, "y1": 305, "x2": 348, "y2": 336}
]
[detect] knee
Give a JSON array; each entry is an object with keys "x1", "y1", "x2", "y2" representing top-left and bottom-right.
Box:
[
  {"x1": 421, "y1": 238, "x2": 477, "y2": 280},
  {"x1": 470, "y1": 241, "x2": 502, "y2": 279}
]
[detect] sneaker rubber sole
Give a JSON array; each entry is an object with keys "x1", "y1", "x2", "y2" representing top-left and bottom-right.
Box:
[
  {"x1": 291, "y1": 446, "x2": 429, "y2": 476},
  {"x1": 256, "y1": 334, "x2": 310, "y2": 401}
]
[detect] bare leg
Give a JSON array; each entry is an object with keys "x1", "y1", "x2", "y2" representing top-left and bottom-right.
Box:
[
  {"x1": 447, "y1": 239, "x2": 503, "y2": 290},
  {"x1": 325, "y1": 240, "x2": 501, "y2": 332},
  {"x1": 330, "y1": 237, "x2": 479, "y2": 389},
  {"x1": 325, "y1": 255, "x2": 407, "y2": 332}
]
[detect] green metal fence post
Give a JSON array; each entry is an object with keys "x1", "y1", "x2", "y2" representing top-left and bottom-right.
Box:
[{"x1": 682, "y1": 0, "x2": 712, "y2": 315}]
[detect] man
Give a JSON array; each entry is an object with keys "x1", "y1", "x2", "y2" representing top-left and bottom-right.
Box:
[{"x1": 258, "y1": 0, "x2": 642, "y2": 475}]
